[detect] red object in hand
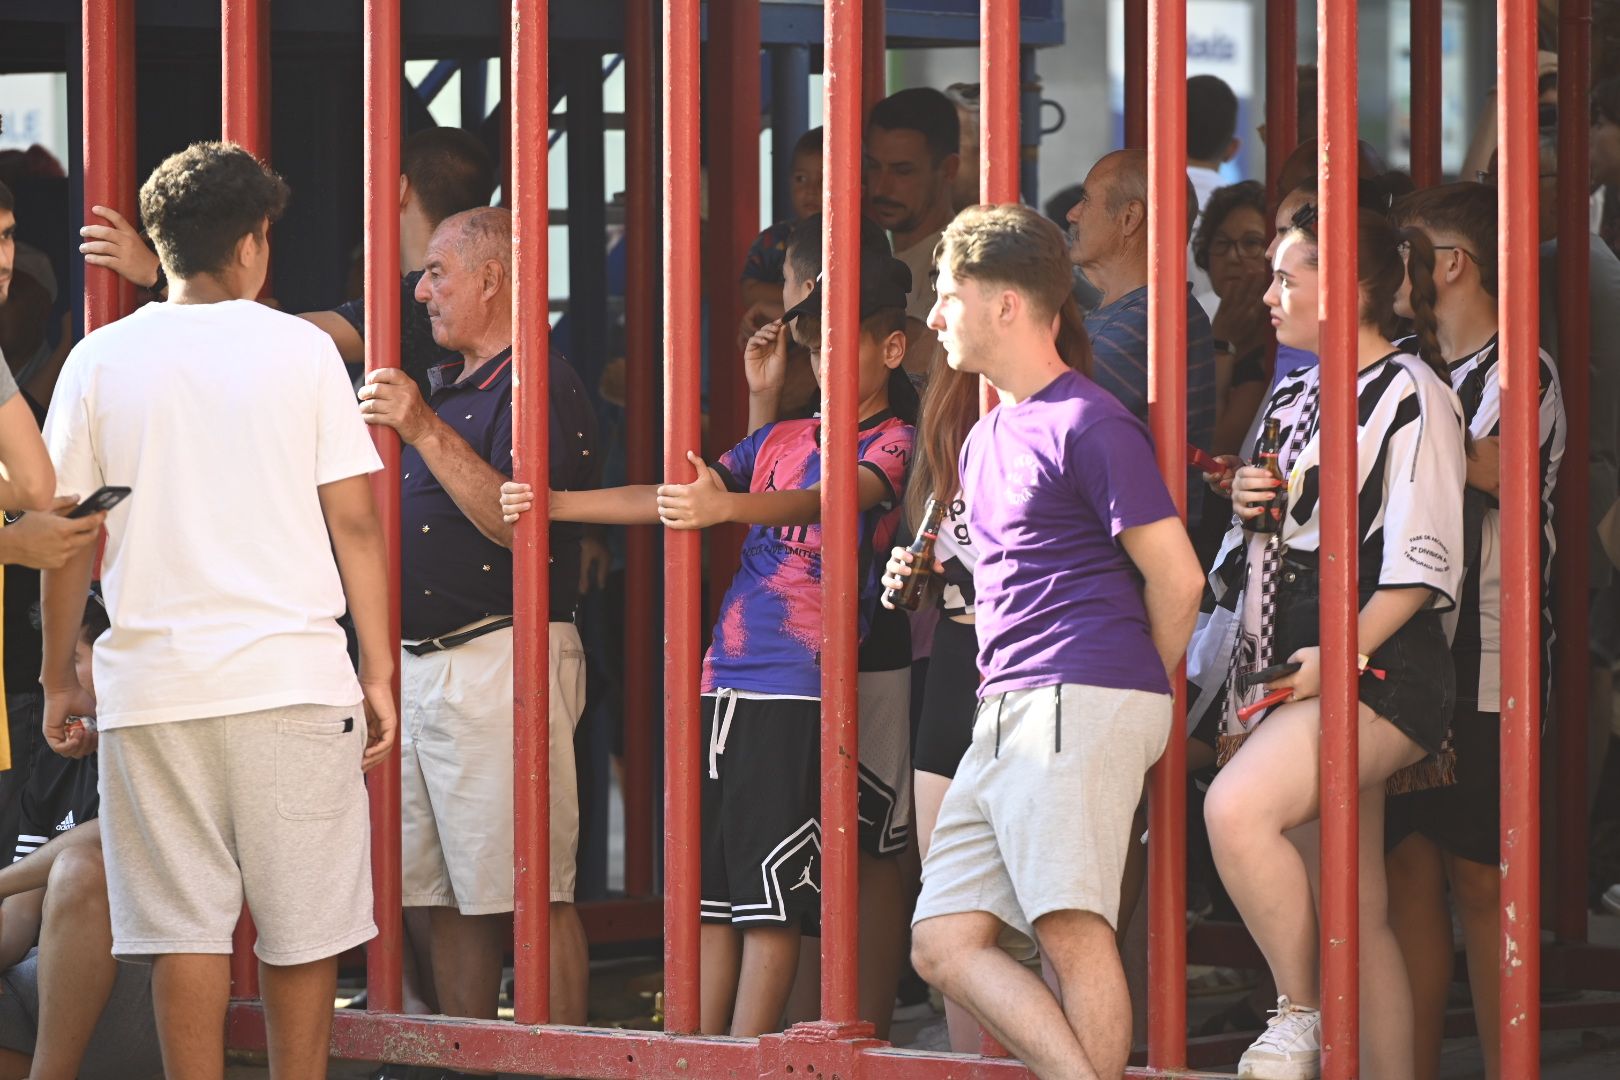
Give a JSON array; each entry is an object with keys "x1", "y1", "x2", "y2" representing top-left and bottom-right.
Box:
[
  {"x1": 1236, "y1": 665, "x2": 1389, "y2": 724},
  {"x1": 1188, "y1": 443, "x2": 1226, "y2": 475},
  {"x1": 1236, "y1": 686, "x2": 1294, "y2": 723}
]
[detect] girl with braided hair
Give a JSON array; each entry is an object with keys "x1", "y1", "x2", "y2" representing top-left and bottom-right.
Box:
[
  {"x1": 1184, "y1": 208, "x2": 1468, "y2": 1080},
  {"x1": 1383, "y1": 182, "x2": 1565, "y2": 1080}
]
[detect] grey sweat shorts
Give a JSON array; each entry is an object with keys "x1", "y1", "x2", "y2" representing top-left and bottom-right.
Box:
[
  {"x1": 98, "y1": 704, "x2": 377, "y2": 965},
  {"x1": 913, "y1": 683, "x2": 1172, "y2": 944},
  {"x1": 0, "y1": 948, "x2": 162, "y2": 1079}
]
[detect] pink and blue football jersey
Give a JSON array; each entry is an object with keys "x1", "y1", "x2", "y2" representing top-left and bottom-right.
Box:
[{"x1": 701, "y1": 412, "x2": 914, "y2": 697}]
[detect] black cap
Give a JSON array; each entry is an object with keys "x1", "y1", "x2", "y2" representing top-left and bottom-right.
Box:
[{"x1": 783, "y1": 247, "x2": 914, "y2": 325}]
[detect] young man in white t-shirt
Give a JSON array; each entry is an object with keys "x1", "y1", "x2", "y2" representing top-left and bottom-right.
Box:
[{"x1": 38, "y1": 142, "x2": 397, "y2": 1079}]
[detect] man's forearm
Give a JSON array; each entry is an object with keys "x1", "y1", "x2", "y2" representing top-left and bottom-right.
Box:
[
  {"x1": 39, "y1": 544, "x2": 97, "y2": 689},
  {"x1": 414, "y1": 420, "x2": 515, "y2": 546},
  {"x1": 550, "y1": 486, "x2": 661, "y2": 526},
  {"x1": 1143, "y1": 577, "x2": 1200, "y2": 680},
  {"x1": 330, "y1": 512, "x2": 394, "y2": 682}
]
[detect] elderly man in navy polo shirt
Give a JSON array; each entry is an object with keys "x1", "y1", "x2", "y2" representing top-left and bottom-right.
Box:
[{"x1": 358, "y1": 206, "x2": 598, "y2": 1030}]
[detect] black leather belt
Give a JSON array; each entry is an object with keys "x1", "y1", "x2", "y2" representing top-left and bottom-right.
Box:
[{"x1": 403, "y1": 616, "x2": 514, "y2": 656}]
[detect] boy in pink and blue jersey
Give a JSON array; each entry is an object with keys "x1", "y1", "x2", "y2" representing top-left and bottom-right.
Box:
[{"x1": 498, "y1": 240, "x2": 916, "y2": 1038}]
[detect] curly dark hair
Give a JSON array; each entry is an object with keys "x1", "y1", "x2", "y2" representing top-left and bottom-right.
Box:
[
  {"x1": 139, "y1": 142, "x2": 289, "y2": 278},
  {"x1": 1191, "y1": 180, "x2": 1267, "y2": 272}
]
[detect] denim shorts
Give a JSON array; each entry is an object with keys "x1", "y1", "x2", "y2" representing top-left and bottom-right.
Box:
[{"x1": 1273, "y1": 556, "x2": 1455, "y2": 756}]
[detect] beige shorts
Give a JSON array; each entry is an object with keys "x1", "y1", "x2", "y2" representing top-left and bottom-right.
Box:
[
  {"x1": 400, "y1": 624, "x2": 586, "y2": 914},
  {"x1": 98, "y1": 703, "x2": 376, "y2": 965},
  {"x1": 913, "y1": 683, "x2": 1171, "y2": 942}
]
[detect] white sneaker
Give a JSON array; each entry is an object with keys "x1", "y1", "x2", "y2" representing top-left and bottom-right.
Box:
[
  {"x1": 1237, "y1": 996, "x2": 1322, "y2": 1080},
  {"x1": 1602, "y1": 883, "x2": 1620, "y2": 917}
]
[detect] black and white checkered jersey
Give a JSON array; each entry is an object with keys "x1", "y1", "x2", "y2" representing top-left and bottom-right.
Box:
[
  {"x1": 1441, "y1": 336, "x2": 1565, "y2": 710},
  {"x1": 1186, "y1": 352, "x2": 1468, "y2": 731}
]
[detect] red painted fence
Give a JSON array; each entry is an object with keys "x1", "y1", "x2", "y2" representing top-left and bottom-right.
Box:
[{"x1": 68, "y1": 0, "x2": 1589, "y2": 1075}]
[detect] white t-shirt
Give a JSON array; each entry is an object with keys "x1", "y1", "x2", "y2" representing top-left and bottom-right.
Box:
[
  {"x1": 43, "y1": 300, "x2": 383, "y2": 729},
  {"x1": 1187, "y1": 165, "x2": 1225, "y2": 320}
]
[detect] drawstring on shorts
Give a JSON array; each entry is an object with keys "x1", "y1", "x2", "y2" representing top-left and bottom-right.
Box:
[
  {"x1": 708, "y1": 689, "x2": 739, "y2": 779},
  {"x1": 1054, "y1": 685, "x2": 1063, "y2": 752}
]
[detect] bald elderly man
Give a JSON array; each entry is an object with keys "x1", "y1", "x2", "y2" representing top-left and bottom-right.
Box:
[
  {"x1": 1065, "y1": 149, "x2": 1216, "y2": 524},
  {"x1": 358, "y1": 207, "x2": 599, "y2": 1029}
]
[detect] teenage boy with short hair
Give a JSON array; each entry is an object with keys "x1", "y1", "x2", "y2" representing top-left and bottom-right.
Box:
[
  {"x1": 40, "y1": 141, "x2": 396, "y2": 1080},
  {"x1": 499, "y1": 240, "x2": 916, "y2": 1038},
  {"x1": 898, "y1": 204, "x2": 1204, "y2": 1080}
]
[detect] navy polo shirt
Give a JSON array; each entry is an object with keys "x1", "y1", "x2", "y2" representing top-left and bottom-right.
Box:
[{"x1": 400, "y1": 347, "x2": 598, "y2": 640}]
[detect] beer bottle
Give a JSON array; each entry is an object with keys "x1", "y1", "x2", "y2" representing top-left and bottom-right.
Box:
[
  {"x1": 884, "y1": 495, "x2": 948, "y2": 612},
  {"x1": 1245, "y1": 417, "x2": 1286, "y2": 534}
]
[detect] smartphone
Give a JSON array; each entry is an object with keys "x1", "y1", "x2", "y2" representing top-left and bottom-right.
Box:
[
  {"x1": 1238, "y1": 661, "x2": 1302, "y2": 691},
  {"x1": 66, "y1": 486, "x2": 131, "y2": 519}
]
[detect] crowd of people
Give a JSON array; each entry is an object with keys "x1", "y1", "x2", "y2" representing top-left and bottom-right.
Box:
[{"x1": 0, "y1": 33, "x2": 1617, "y2": 1080}]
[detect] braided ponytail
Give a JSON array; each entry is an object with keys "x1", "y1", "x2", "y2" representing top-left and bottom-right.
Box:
[
  {"x1": 1396, "y1": 226, "x2": 1447, "y2": 383},
  {"x1": 1054, "y1": 292, "x2": 1093, "y2": 378}
]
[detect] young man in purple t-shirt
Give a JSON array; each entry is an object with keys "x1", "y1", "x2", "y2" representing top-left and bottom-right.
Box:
[{"x1": 886, "y1": 204, "x2": 1204, "y2": 1080}]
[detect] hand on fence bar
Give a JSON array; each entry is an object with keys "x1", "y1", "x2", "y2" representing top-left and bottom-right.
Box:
[
  {"x1": 500, "y1": 480, "x2": 534, "y2": 524},
  {"x1": 655, "y1": 453, "x2": 730, "y2": 529},
  {"x1": 79, "y1": 205, "x2": 160, "y2": 290}
]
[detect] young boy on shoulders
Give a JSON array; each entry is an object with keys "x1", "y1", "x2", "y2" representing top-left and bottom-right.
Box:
[{"x1": 499, "y1": 238, "x2": 917, "y2": 1038}]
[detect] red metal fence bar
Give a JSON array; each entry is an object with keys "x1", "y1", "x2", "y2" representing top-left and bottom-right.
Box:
[
  {"x1": 1409, "y1": 0, "x2": 1442, "y2": 188},
  {"x1": 114, "y1": 0, "x2": 138, "y2": 319},
  {"x1": 362, "y1": 0, "x2": 405, "y2": 1017},
  {"x1": 1123, "y1": 0, "x2": 1147, "y2": 150},
  {"x1": 223, "y1": 0, "x2": 269, "y2": 1001},
  {"x1": 1553, "y1": 0, "x2": 1594, "y2": 947},
  {"x1": 1145, "y1": 0, "x2": 1187, "y2": 1068},
  {"x1": 979, "y1": 0, "x2": 1017, "y2": 419},
  {"x1": 1498, "y1": 0, "x2": 1543, "y2": 1072},
  {"x1": 511, "y1": 0, "x2": 555, "y2": 1026},
  {"x1": 819, "y1": 0, "x2": 864, "y2": 1029},
  {"x1": 662, "y1": 0, "x2": 704, "y2": 1037},
  {"x1": 621, "y1": 0, "x2": 658, "y2": 902},
  {"x1": 1264, "y1": 0, "x2": 1298, "y2": 201},
  {"x1": 704, "y1": 0, "x2": 762, "y2": 625},
  {"x1": 222, "y1": 0, "x2": 267, "y2": 155},
  {"x1": 981, "y1": 0, "x2": 1018, "y2": 205},
  {"x1": 1316, "y1": 1, "x2": 1360, "y2": 1076},
  {"x1": 81, "y1": 0, "x2": 126, "y2": 333}
]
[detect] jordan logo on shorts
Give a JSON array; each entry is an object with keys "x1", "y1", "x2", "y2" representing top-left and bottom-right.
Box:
[{"x1": 789, "y1": 862, "x2": 820, "y2": 893}]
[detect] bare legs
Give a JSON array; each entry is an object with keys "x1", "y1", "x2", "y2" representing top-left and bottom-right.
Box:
[
  {"x1": 1204, "y1": 700, "x2": 1426, "y2": 1080},
  {"x1": 699, "y1": 923, "x2": 803, "y2": 1037},
  {"x1": 29, "y1": 846, "x2": 118, "y2": 1080},
  {"x1": 912, "y1": 908, "x2": 1126, "y2": 1080},
  {"x1": 914, "y1": 769, "x2": 981, "y2": 1053},
  {"x1": 1388, "y1": 833, "x2": 1502, "y2": 1080}
]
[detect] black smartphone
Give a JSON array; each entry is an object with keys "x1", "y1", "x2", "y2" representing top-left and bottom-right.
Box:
[
  {"x1": 1238, "y1": 661, "x2": 1302, "y2": 691},
  {"x1": 65, "y1": 485, "x2": 132, "y2": 519}
]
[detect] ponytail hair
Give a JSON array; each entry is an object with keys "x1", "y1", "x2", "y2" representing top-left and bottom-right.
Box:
[
  {"x1": 1055, "y1": 292, "x2": 1093, "y2": 378},
  {"x1": 1395, "y1": 226, "x2": 1447, "y2": 383}
]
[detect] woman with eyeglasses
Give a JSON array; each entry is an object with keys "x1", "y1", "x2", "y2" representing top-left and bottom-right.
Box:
[
  {"x1": 1186, "y1": 208, "x2": 1468, "y2": 1080},
  {"x1": 1193, "y1": 181, "x2": 1275, "y2": 457}
]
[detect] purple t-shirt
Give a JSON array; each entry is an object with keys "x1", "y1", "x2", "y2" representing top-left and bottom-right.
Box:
[{"x1": 962, "y1": 369, "x2": 1177, "y2": 698}]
